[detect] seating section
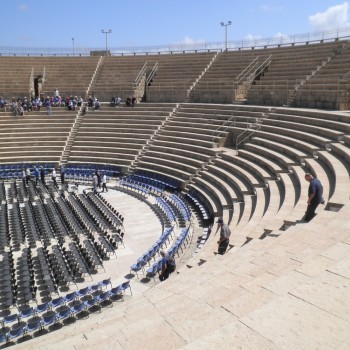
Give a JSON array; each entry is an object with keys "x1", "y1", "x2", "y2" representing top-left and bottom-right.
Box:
[
  {"x1": 146, "y1": 52, "x2": 215, "y2": 102},
  {"x1": 0, "y1": 56, "x2": 99, "y2": 99},
  {"x1": 247, "y1": 40, "x2": 345, "y2": 106},
  {"x1": 0, "y1": 108, "x2": 76, "y2": 165},
  {"x1": 0, "y1": 44, "x2": 350, "y2": 349},
  {"x1": 68, "y1": 103, "x2": 176, "y2": 172},
  {"x1": 294, "y1": 41, "x2": 350, "y2": 109}
]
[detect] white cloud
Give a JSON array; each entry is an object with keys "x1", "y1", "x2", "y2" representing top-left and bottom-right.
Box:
[
  {"x1": 260, "y1": 4, "x2": 282, "y2": 12},
  {"x1": 309, "y1": 2, "x2": 349, "y2": 31},
  {"x1": 18, "y1": 4, "x2": 28, "y2": 12},
  {"x1": 182, "y1": 35, "x2": 205, "y2": 45},
  {"x1": 244, "y1": 34, "x2": 263, "y2": 41}
]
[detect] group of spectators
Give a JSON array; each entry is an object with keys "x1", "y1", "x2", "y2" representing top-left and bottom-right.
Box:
[{"x1": 110, "y1": 96, "x2": 137, "y2": 107}]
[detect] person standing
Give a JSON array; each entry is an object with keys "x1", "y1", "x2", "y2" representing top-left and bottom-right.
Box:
[
  {"x1": 159, "y1": 250, "x2": 176, "y2": 282},
  {"x1": 215, "y1": 218, "x2": 231, "y2": 255},
  {"x1": 45, "y1": 97, "x2": 52, "y2": 116},
  {"x1": 92, "y1": 172, "x2": 98, "y2": 194},
  {"x1": 34, "y1": 166, "x2": 40, "y2": 185},
  {"x1": 60, "y1": 165, "x2": 65, "y2": 185},
  {"x1": 304, "y1": 173, "x2": 324, "y2": 222},
  {"x1": 102, "y1": 173, "x2": 108, "y2": 192},
  {"x1": 52, "y1": 168, "x2": 57, "y2": 187},
  {"x1": 40, "y1": 166, "x2": 45, "y2": 185},
  {"x1": 25, "y1": 167, "x2": 31, "y2": 185},
  {"x1": 22, "y1": 168, "x2": 26, "y2": 187}
]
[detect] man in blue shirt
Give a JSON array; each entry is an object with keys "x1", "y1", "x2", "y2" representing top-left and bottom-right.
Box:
[{"x1": 304, "y1": 173, "x2": 324, "y2": 222}]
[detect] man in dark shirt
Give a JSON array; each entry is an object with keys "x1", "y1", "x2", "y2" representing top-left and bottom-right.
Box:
[
  {"x1": 215, "y1": 218, "x2": 231, "y2": 254},
  {"x1": 304, "y1": 173, "x2": 324, "y2": 222}
]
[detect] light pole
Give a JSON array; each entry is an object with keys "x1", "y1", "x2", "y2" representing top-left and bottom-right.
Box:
[
  {"x1": 220, "y1": 21, "x2": 232, "y2": 51},
  {"x1": 72, "y1": 37, "x2": 74, "y2": 56},
  {"x1": 101, "y1": 29, "x2": 112, "y2": 54}
]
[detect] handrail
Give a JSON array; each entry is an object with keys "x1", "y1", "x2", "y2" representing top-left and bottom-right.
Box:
[
  {"x1": 235, "y1": 118, "x2": 263, "y2": 150},
  {"x1": 146, "y1": 61, "x2": 158, "y2": 85},
  {"x1": 42, "y1": 66, "x2": 46, "y2": 91},
  {"x1": 29, "y1": 67, "x2": 34, "y2": 96},
  {"x1": 235, "y1": 57, "x2": 259, "y2": 85},
  {"x1": 212, "y1": 115, "x2": 235, "y2": 142},
  {"x1": 134, "y1": 61, "x2": 147, "y2": 85},
  {"x1": 247, "y1": 55, "x2": 272, "y2": 84}
]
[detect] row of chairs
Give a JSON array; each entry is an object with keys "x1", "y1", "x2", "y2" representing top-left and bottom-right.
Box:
[
  {"x1": 133, "y1": 170, "x2": 181, "y2": 190},
  {"x1": 125, "y1": 174, "x2": 166, "y2": 193},
  {"x1": 170, "y1": 193, "x2": 192, "y2": 221},
  {"x1": 146, "y1": 226, "x2": 192, "y2": 279},
  {"x1": 0, "y1": 279, "x2": 131, "y2": 346},
  {"x1": 184, "y1": 190, "x2": 211, "y2": 222},
  {"x1": 156, "y1": 197, "x2": 177, "y2": 223},
  {"x1": 130, "y1": 226, "x2": 174, "y2": 277}
]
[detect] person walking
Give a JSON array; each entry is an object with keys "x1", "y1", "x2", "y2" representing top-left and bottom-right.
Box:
[
  {"x1": 304, "y1": 173, "x2": 324, "y2": 222},
  {"x1": 215, "y1": 218, "x2": 231, "y2": 255}
]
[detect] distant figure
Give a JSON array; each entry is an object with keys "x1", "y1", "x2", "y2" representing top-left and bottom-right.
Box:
[
  {"x1": 215, "y1": 218, "x2": 231, "y2": 255},
  {"x1": 22, "y1": 169, "x2": 26, "y2": 187},
  {"x1": 96, "y1": 170, "x2": 101, "y2": 188},
  {"x1": 159, "y1": 250, "x2": 176, "y2": 282},
  {"x1": 40, "y1": 166, "x2": 45, "y2": 185},
  {"x1": 25, "y1": 167, "x2": 31, "y2": 185},
  {"x1": 88, "y1": 95, "x2": 94, "y2": 107},
  {"x1": 126, "y1": 97, "x2": 132, "y2": 107},
  {"x1": 131, "y1": 96, "x2": 136, "y2": 107},
  {"x1": 54, "y1": 88, "x2": 60, "y2": 98},
  {"x1": 34, "y1": 166, "x2": 40, "y2": 185},
  {"x1": 52, "y1": 168, "x2": 57, "y2": 187},
  {"x1": 92, "y1": 173, "x2": 98, "y2": 194},
  {"x1": 45, "y1": 97, "x2": 52, "y2": 116},
  {"x1": 94, "y1": 99, "x2": 101, "y2": 111},
  {"x1": 102, "y1": 173, "x2": 108, "y2": 192},
  {"x1": 60, "y1": 165, "x2": 65, "y2": 185},
  {"x1": 115, "y1": 96, "x2": 121, "y2": 106},
  {"x1": 304, "y1": 173, "x2": 324, "y2": 222}
]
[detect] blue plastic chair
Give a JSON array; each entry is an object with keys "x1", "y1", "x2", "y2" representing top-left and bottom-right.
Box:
[
  {"x1": 7, "y1": 326, "x2": 25, "y2": 342},
  {"x1": 18, "y1": 306, "x2": 34, "y2": 321},
  {"x1": 2, "y1": 314, "x2": 18, "y2": 329},
  {"x1": 119, "y1": 281, "x2": 132, "y2": 295},
  {"x1": 56, "y1": 307, "x2": 72, "y2": 323},
  {"x1": 24, "y1": 319, "x2": 42, "y2": 334},
  {"x1": 77, "y1": 286, "x2": 90, "y2": 299},
  {"x1": 84, "y1": 297, "x2": 101, "y2": 313},
  {"x1": 41, "y1": 313, "x2": 57, "y2": 328},
  {"x1": 34, "y1": 302, "x2": 49, "y2": 315},
  {"x1": 64, "y1": 291, "x2": 77, "y2": 304},
  {"x1": 98, "y1": 278, "x2": 111, "y2": 289},
  {"x1": 49, "y1": 296, "x2": 64, "y2": 309}
]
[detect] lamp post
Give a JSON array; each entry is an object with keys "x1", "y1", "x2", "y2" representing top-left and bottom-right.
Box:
[
  {"x1": 101, "y1": 29, "x2": 112, "y2": 55},
  {"x1": 220, "y1": 21, "x2": 232, "y2": 51},
  {"x1": 72, "y1": 37, "x2": 74, "y2": 56}
]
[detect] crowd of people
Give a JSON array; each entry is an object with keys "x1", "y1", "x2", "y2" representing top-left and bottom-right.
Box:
[{"x1": 0, "y1": 90, "x2": 138, "y2": 117}]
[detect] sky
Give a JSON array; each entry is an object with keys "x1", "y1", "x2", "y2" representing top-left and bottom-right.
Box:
[{"x1": 1, "y1": 1, "x2": 349, "y2": 49}]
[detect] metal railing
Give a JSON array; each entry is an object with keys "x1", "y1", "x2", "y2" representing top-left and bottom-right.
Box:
[
  {"x1": 247, "y1": 55, "x2": 272, "y2": 84},
  {"x1": 146, "y1": 62, "x2": 158, "y2": 85},
  {"x1": 1, "y1": 27, "x2": 350, "y2": 56},
  {"x1": 212, "y1": 115, "x2": 236, "y2": 142},
  {"x1": 235, "y1": 118, "x2": 263, "y2": 150},
  {"x1": 235, "y1": 57, "x2": 259, "y2": 85},
  {"x1": 134, "y1": 62, "x2": 147, "y2": 85}
]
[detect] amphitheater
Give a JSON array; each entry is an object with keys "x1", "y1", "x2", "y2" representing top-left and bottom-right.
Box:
[{"x1": 0, "y1": 34, "x2": 349, "y2": 350}]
